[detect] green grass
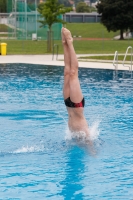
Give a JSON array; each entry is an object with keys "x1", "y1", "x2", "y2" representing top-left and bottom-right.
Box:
[
  {"x1": 0, "y1": 23, "x2": 133, "y2": 55},
  {"x1": 0, "y1": 22, "x2": 120, "y2": 38},
  {"x1": 73, "y1": 40, "x2": 133, "y2": 54},
  {"x1": 0, "y1": 39, "x2": 133, "y2": 55},
  {"x1": 66, "y1": 23, "x2": 119, "y2": 38},
  {"x1": 0, "y1": 34, "x2": 8, "y2": 37},
  {"x1": 0, "y1": 24, "x2": 12, "y2": 33},
  {"x1": 0, "y1": 40, "x2": 48, "y2": 54},
  {"x1": 0, "y1": 23, "x2": 119, "y2": 38},
  {"x1": 0, "y1": 24, "x2": 8, "y2": 32},
  {"x1": 79, "y1": 55, "x2": 132, "y2": 61}
]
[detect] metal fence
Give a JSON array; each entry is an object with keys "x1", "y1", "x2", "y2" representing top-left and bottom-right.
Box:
[{"x1": 6, "y1": 0, "x2": 62, "y2": 40}]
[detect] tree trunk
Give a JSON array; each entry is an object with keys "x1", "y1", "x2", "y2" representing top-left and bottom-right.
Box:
[
  {"x1": 47, "y1": 26, "x2": 53, "y2": 52},
  {"x1": 119, "y1": 29, "x2": 124, "y2": 40}
]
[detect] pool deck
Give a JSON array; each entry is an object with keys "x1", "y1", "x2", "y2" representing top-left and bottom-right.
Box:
[{"x1": 0, "y1": 54, "x2": 130, "y2": 70}]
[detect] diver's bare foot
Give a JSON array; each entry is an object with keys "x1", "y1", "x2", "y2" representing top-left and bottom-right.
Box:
[
  {"x1": 61, "y1": 28, "x2": 66, "y2": 45},
  {"x1": 62, "y1": 27, "x2": 73, "y2": 45}
]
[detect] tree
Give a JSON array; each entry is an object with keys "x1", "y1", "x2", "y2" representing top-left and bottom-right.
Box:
[
  {"x1": 74, "y1": 0, "x2": 84, "y2": 6},
  {"x1": 58, "y1": 0, "x2": 84, "y2": 7},
  {"x1": 97, "y1": 0, "x2": 133, "y2": 40},
  {"x1": 0, "y1": 0, "x2": 7, "y2": 13},
  {"x1": 76, "y1": 2, "x2": 90, "y2": 13},
  {"x1": 58, "y1": 0, "x2": 72, "y2": 7},
  {"x1": 38, "y1": 0, "x2": 72, "y2": 52}
]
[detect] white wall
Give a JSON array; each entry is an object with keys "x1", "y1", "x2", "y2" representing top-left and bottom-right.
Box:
[{"x1": 0, "y1": 17, "x2": 8, "y2": 24}]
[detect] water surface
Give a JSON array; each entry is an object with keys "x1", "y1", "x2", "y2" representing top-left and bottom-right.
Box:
[{"x1": 0, "y1": 64, "x2": 133, "y2": 199}]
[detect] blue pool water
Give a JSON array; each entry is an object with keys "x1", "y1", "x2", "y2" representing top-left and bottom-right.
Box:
[{"x1": 0, "y1": 64, "x2": 133, "y2": 199}]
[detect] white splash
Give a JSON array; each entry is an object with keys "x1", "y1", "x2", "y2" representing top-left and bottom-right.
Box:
[
  {"x1": 12, "y1": 145, "x2": 45, "y2": 154},
  {"x1": 89, "y1": 120, "x2": 100, "y2": 141},
  {"x1": 65, "y1": 120, "x2": 100, "y2": 142}
]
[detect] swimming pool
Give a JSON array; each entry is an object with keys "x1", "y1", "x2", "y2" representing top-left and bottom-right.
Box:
[{"x1": 0, "y1": 63, "x2": 133, "y2": 199}]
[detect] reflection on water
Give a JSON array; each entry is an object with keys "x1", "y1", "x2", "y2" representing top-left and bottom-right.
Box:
[
  {"x1": 61, "y1": 147, "x2": 85, "y2": 200},
  {"x1": 113, "y1": 70, "x2": 133, "y2": 80}
]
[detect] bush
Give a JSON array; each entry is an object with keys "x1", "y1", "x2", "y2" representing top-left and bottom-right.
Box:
[{"x1": 76, "y1": 2, "x2": 90, "y2": 13}]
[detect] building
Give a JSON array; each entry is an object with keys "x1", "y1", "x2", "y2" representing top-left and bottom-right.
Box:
[
  {"x1": 0, "y1": 13, "x2": 8, "y2": 24},
  {"x1": 63, "y1": 12, "x2": 101, "y2": 23}
]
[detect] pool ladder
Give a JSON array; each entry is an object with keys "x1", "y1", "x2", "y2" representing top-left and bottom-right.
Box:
[
  {"x1": 52, "y1": 44, "x2": 59, "y2": 60},
  {"x1": 113, "y1": 46, "x2": 133, "y2": 71},
  {"x1": 113, "y1": 51, "x2": 118, "y2": 70},
  {"x1": 123, "y1": 46, "x2": 132, "y2": 71}
]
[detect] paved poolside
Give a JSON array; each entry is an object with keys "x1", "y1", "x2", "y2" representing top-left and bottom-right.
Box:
[{"x1": 0, "y1": 54, "x2": 129, "y2": 70}]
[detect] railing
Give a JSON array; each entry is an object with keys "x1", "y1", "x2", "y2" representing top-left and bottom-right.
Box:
[
  {"x1": 123, "y1": 46, "x2": 132, "y2": 71},
  {"x1": 113, "y1": 51, "x2": 118, "y2": 70},
  {"x1": 52, "y1": 44, "x2": 59, "y2": 60}
]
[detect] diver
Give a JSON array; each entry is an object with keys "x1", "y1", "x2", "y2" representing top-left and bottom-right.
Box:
[{"x1": 62, "y1": 27, "x2": 90, "y2": 140}]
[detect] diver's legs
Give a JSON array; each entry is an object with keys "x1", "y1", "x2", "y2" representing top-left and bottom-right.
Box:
[
  {"x1": 62, "y1": 28, "x2": 71, "y2": 99},
  {"x1": 63, "y1": 28, "x2": 83, "y2": 103}
]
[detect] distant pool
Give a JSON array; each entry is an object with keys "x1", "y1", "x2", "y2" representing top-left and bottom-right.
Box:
[{"x1": 0, "y1": 63, "x2": 133, "y2": 199}]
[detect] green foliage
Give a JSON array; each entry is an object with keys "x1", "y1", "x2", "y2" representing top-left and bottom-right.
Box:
[
  {"x1": 90, "y1": 6, "x2": 97, "y2": 12},
  {"x1": 37, "y1": 2, "x2": 45, "y2": 13},
  {"x1": 74, "y1": 0, "x2": 84, "y2": 6},
  {"x1": 38, "y1": 0, "x2": 72, "y2": 30},
  {"x1": 97, "y1": 0, "x2": 133, "y2": 39},
  {"x1": 0, "y1": 0, "x2": 7, "y2": 12},
  {"x1": 37, "y1": 0, "x2": 72, "y2": 52},
  {"x1": 76, "y1": 2, "x2": 90, "y2": 13},
  {"x1": 58, "y1": 0, "x2": 71, "y2": 7},
  {"x1": 58, "y1": 0, "x2": 84, "y2": 7}
]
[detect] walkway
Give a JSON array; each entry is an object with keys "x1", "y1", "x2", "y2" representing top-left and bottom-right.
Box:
[{"x1": 0, "y1": 54, "x2": 128, "y2": 70}]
